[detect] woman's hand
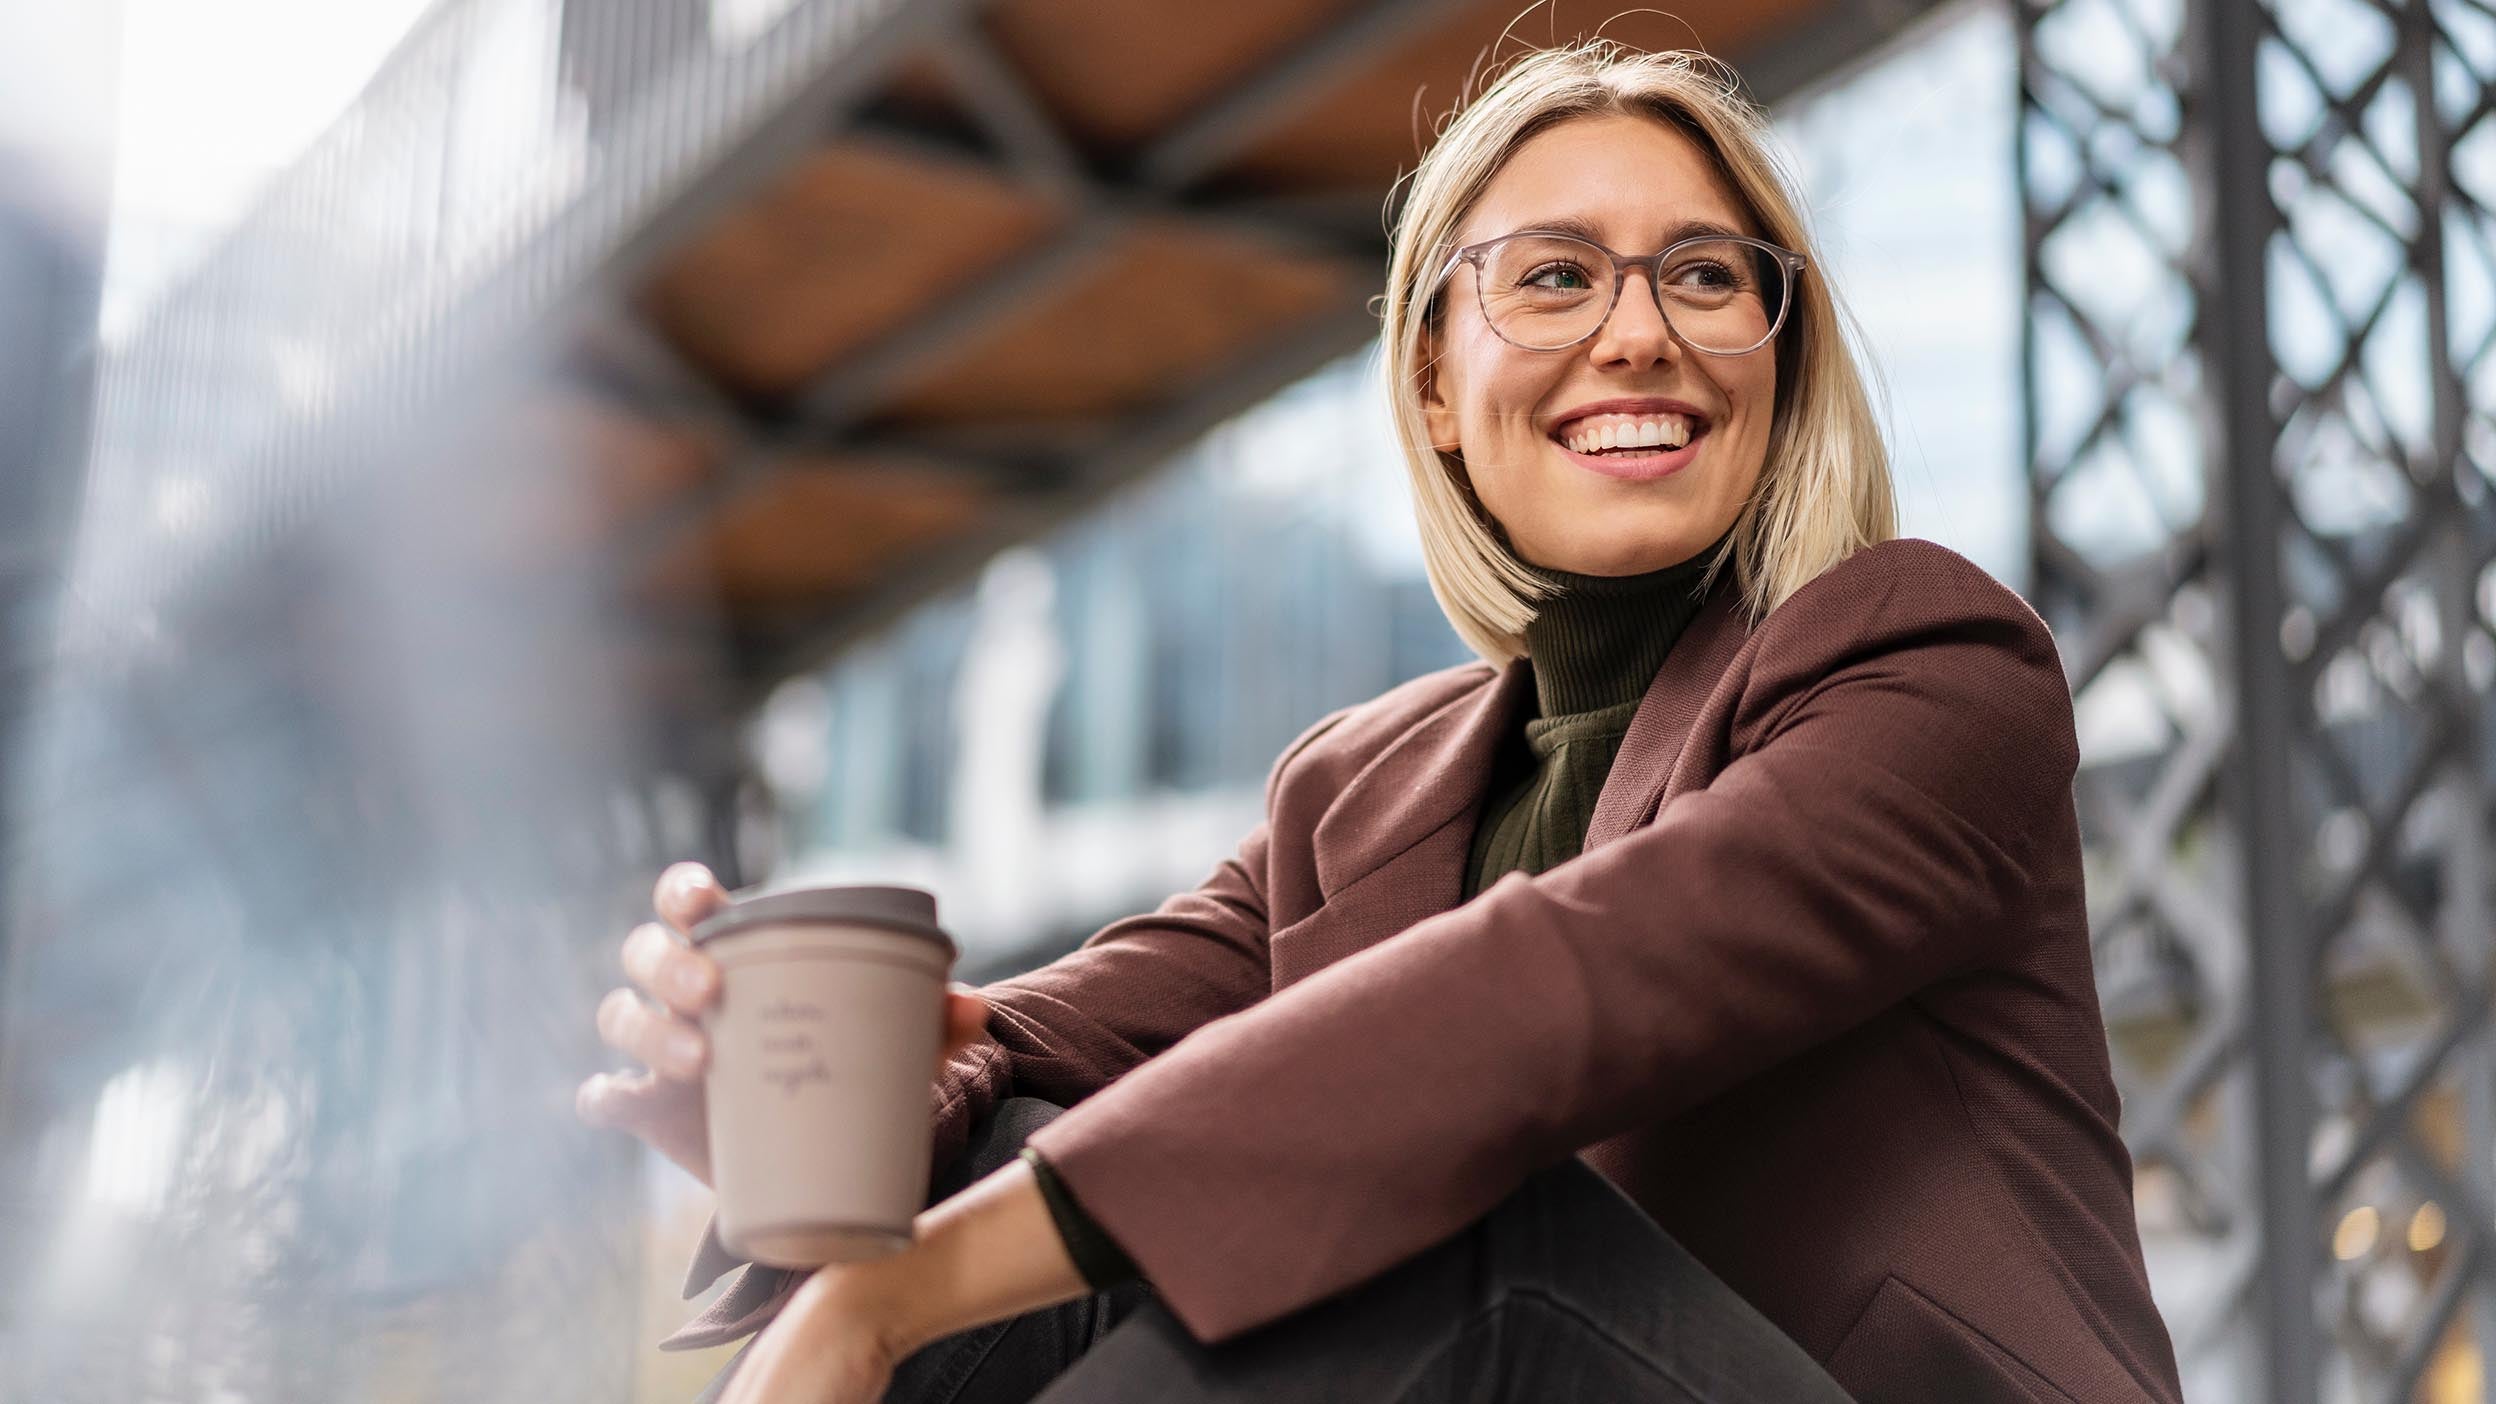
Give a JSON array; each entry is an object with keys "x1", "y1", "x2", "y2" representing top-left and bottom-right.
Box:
[
  {"x1": 717, "y1": 1154, "x2": 1091, "y2": 1404},
  {"x1": 713, "y1": 1267, "x2": 908, "y2": 1404},
  {"x1": 577, "y1": 861, "x2": 729, "y2": 1184},
  {"x1": 576, "y1": 860, "x2": 996, "y2": 1186}
]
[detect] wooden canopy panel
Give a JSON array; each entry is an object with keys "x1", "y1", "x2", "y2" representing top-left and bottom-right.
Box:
[
  {"x1": 642, "y1": 143, "x2": 1063, "y2": 398},
  {"x1": 869, "y1": 219, "x2": 1359, "y2": 429},
  {"x1": 981, "y1": 0, "x2": 1362, "y2": 148},
  {"x1": 657, "y1": 463, "x2": 992, "y2": 620},
  {"x1": 1215, "y1": 0, "x2": 1835, "y2": 191}
]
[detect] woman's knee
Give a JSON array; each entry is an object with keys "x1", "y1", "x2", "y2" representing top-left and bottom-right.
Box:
[
  {"x1": 1473, "y1": 1157, "x2": 1719, "y2": 1317},
  {"x1": 1474, "y1": 1159, "x2": 1848, "y2": 1399}
]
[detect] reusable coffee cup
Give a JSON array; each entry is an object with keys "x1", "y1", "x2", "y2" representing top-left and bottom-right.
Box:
[{"x1": 690, "y1": 883, "x2": 958, "y2": 1269}]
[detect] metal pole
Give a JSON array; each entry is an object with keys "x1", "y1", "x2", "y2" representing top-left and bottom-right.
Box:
[
  {"x1": 2190, "y1": 0, "x2": 2317, "y2": 1395},
  {"x1": 2400, "y1": 0, "x2": 2496, "y2": 1376}
]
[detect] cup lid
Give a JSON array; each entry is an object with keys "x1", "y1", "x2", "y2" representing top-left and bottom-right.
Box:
[{"x1": 690, "y1": 883, "x2": 955, "y2": 958}]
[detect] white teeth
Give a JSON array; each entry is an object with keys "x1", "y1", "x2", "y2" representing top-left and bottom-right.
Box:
[{"x1": 1560, "y1": 414, "x2": 1694, "y2": 454}]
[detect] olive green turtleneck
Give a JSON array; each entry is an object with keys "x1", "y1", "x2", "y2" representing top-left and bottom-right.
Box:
[{"x1": 1462, "y1": 532, "x2": 1729, "y2": 901}]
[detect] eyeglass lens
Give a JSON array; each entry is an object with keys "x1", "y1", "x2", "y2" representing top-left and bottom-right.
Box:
[{"x1": 1475, "y1": 236, "x2": 1790, "y2": 353}]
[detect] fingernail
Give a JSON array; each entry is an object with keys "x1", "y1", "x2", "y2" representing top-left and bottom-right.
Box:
[{"x1": 669, "y1": 1030, "x2": 705, "y2": 1072}]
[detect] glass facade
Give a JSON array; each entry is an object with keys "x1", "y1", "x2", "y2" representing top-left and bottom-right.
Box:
[{"x1": 763, "y1": 346, "x2": 1478, "y2": 969}]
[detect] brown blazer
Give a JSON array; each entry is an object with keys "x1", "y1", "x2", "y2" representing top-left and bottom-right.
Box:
[{"x1": 667, "y1": 537, "x2": 2183, "y2": 1404}]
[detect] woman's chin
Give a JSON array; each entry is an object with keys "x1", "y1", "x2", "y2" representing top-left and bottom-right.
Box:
[{"x1": 1518, "y1": 524, "x2": 1716, "y2": 576}]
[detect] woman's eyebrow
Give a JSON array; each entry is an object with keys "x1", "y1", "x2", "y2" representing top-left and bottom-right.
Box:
[{"x1": 1503, "y1": 214, "x2": 1749, "y2": 246}]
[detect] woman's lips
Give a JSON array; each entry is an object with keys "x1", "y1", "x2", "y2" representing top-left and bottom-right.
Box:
[{"x1": 1550, "y1": 428, "x2": 1703, "y2": 480}]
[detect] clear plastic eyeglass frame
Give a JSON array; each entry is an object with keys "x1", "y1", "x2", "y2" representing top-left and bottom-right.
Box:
[{"x1": 1429, "y1": 230, "x2": 1809, "y2": 355}]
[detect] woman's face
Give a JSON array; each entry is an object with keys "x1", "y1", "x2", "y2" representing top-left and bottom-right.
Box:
[{"x1": 1422, "y1": 113, "x2": 1780, "y2": 576}]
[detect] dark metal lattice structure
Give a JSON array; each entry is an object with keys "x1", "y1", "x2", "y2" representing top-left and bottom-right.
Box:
[{"x1": 2019, "y1": 0, "x2": 2496, "y2": 1396}]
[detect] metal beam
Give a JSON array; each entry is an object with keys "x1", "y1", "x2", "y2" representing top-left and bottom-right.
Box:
[
  {"x1": 2401, "y1": 0, "x2": 2496, "y2": 1370},
  {"x1": 844, "y1": 416, "x2": 1123, "y2": 462},
  {"x1": 929, "y1": 21, "x2": 1090, "y2": 197},
  {"x1": 791, "y1": 203, "x2": 1121, "y2": 427},
  {"x1": 2191, "y1": 0, "x2": 2314, "y2": 1396},
  {"x1": 568, "y1": 299, "x2": 757, "y2": 432},
  {"x1": 1732, "y1": 0, "x2": 1963, "y2": 107},
  {"x1": 591, "y1": 0, "x2": 987, "y2": 298},
  {"x1": 839, "y1": 122, "x2": 1384, "y2": 263}
]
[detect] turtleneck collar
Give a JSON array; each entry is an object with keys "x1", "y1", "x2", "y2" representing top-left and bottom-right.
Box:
[{"x1": 1519, "y1": 524, "x2": 1734, "y2": 719}]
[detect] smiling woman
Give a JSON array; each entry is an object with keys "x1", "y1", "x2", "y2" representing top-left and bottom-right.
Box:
[
  {"x1": 1384, "y1": 53, "x2": 1897, "y2": 639},
  {"x1": 1414, "y1": 114, "x2": 1800, "y2": 582},
  {"x1": 602, "y1": 38, "x2": 2185, "y2": 1404}
]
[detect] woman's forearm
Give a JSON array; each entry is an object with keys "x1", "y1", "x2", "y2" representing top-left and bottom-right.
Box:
[{"x1": 842, "y1": 1158, "x2": 1094, "y2": 1358}]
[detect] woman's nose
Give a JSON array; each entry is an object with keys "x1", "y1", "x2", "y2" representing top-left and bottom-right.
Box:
[{"x1": 1586, "y1": 271, "x2": 1684, "y2": 367}]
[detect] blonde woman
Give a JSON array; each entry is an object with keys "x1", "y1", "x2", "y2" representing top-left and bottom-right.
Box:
[{"x1": 581, "y1": 39, "x2": 2184, "y2": 1404}]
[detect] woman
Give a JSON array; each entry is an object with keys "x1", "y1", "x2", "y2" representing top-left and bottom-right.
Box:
[{"x1": 578, "y1": 40, "x2": 2184, "y2": 1404}]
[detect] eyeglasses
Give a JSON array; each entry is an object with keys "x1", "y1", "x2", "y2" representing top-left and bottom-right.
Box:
[{"x1": 1430, "y1": 230, "x2": 1807, "y2": 355}]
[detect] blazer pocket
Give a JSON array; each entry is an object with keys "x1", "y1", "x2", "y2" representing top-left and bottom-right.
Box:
[
  {"x1": 1266, "y1": 901, "x2": 1372, "y2": 990},
  {"x1": 1826, "y1": 1274, "x2": 2077, "y2": 1404},
  {"x1": 1267, "y1": 866, "x2": 1419, "y2": 989}
]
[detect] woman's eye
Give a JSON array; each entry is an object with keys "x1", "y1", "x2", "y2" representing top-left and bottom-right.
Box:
[{"x1": 1522, "y1": 263, "x2": 1593, "y2": 290}]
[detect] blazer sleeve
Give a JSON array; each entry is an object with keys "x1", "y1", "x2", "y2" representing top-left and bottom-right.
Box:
[
  {"x1": 1018, "y1": 547, "x2": 2083, "y2": 1346},
  {"x1": 657, "y1": 704, "x2": 1351, "y2": 1352}
]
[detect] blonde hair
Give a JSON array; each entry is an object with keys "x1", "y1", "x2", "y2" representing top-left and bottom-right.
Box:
[{"x1": 1375, "y1": 40, "x2": 1897, "y2": 665}]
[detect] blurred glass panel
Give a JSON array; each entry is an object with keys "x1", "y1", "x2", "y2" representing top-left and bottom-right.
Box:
[{"x1": 1777, "y1": 0, "x2": 2028, "y2": 590}]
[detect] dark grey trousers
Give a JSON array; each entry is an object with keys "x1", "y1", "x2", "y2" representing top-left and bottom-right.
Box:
[{"x1": 701, "y1": 1096, "x2": 1854, "y2": 1403}]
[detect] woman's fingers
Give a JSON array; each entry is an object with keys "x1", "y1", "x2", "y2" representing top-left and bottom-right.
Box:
[
  {"x1": 655, "y1": 860, "x2": 729, "y2": 935},
  {"x1": 621, "y1": 920, "x2": 720, "y2": 1018},
  {"x1": 575, "y1": 1069, "x2": 711, "y2": 1183},
  {"x1": 596, "y1": 985, "x2": 709, "y2": 1080},
  {"x1": 578, "y1": 861, "x2": 734, "y2": 1193},
  {"x1": 940, "y1": 986, "x2": 992, "y2": 1062},
  {"x1": 576, "y1": 1067, "x2": 664, "y2": 1128}
]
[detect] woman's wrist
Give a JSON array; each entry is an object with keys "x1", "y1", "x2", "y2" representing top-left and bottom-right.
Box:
[{"x1": 827, "y1": 1155, "x2": 1093, "y2": 1359}]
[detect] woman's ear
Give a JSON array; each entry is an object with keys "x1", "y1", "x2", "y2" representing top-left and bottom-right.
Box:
[{"x1": 1418, "y1": 331, "x2": 1461, "y2": 455}]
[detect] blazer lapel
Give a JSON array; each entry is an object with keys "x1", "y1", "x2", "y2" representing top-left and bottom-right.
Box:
[
  {"x1": 1269, "y1": 660, "x2": 1528, "y2": 986},
  {"x1": 1276, "y1": 570, "x2": 1751, "y2": 987},
  {"x1": 1582, "y1": 572, "x2": 1753, "y2": 851},
  {"x1": 1310, "y1": 658, "x2": 1532, "y2": 902}
]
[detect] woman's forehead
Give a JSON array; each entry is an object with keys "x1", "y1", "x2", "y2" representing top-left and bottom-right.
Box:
[{"x1": 1459, "y1": 114, "x2": 1753, "y2": 246}]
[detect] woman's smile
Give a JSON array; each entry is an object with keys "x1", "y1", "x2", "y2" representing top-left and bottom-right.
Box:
[{"x1": 1548, "y1": 399, "x2": 1712, "y2": 481}]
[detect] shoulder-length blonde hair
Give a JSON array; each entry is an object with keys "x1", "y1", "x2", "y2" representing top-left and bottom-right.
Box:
[{"x1": 1376, "y1": 40, "x2": 1896, "y2": 665}]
